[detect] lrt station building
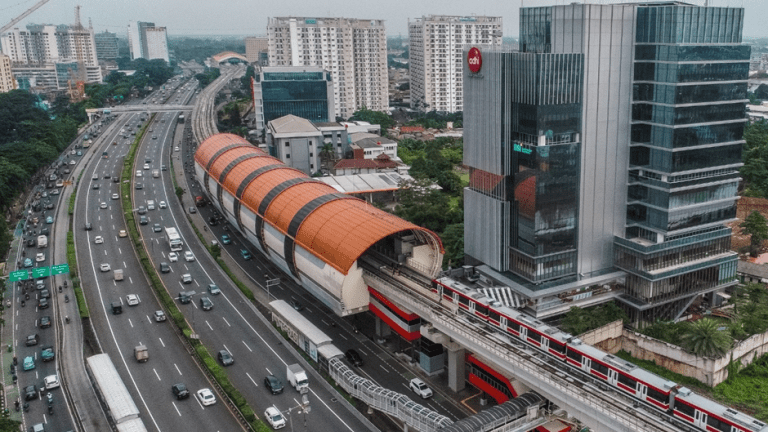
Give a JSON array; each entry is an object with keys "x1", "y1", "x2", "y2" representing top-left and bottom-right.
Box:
[{"x1": 462, "y1": 2, "x2": 747, "y2": 326}]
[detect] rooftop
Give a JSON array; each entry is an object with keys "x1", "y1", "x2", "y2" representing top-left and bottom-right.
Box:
[{"x1": 269, "y1": 115, "x2": 318, "y2": 134}]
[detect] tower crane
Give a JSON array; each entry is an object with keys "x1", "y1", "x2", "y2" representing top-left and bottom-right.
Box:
[{"x1": 0, "y1": 0, "x2": 52, "y2": 35}]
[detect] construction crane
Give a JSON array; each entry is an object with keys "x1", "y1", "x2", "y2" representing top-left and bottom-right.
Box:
[{"x1": 0, "y1": 0, "x2": 52, "y2": 35}]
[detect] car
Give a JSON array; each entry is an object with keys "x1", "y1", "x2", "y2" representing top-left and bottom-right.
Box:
[
  {"x1": 92, "y1": 183, "x2": 100, "y2": 190},
  {"x1": 23, "y1": 356, "x2": 35, "y2": 371},
  {"x1": 207, "y1": 284, "x2": 220, "y2": 295},
  {"x1": 264, "y1": 375, "x2": 284, "y2": 395},
  {"x1": 159, "y1": 262, "x2": 170, "y2": 273},
  {"x1": 172, "y1": 383, "x2": 189, "y2": 399},
  {"x1": 113, "y1": 176, "x2": 120, "y2": 183},
  {"x1": 152, "y1": 135, "x2": 157, "y2": 140},
  {"x1": 184, "y1": 251, "x2": 195, "y2": 262},
  {"x1": 40, "y1": 227, "x2": 50, "y2": 235},
  {"x1": 41, "y1": 346, "x2": 55, "y2": 362},
  {"x1": 137, "y1": 206, "x2": 147, "y2": 214},
  {"x1": 84, "y1": 222, "x2": 92, "y2": 231},
  {"x1": 220, "y1": 234, "x2": 231, "y2": 245},
  {"x1": 197, "y1": 388, "x2": 216, "y2": 406},
  {"x1": 152, "y1": 223, "x2": 162, "y2": 233},
  {"x1": 39, "y1": 316, "x2": 51, "y2": 329},
  {"x1": 208, "y1": 216, "x2": 218, "y2": 226},
  {"x1": 77, "y1": 150, "x2": 82, "y2": 156},
  {"x1": 50, "y1": 188, "x2": 60, "y2": 195},
  {"x1": 100, "y1": 202, "x2": 108, "y2": 209},
  {"x1": 104, "y1": 174, "x2": 111, "y2": 179},
  {"x1": 23, "y1": 258, "x2": 33, "y2": 268},
  {"x1": 69, "y1": 159, "x2": 76, "y2": 165},
  {"x1": 92, "y1": 174, "x2": 99, "y2": 181},
  {"x1": 174, "y1": 146, "x2": 180, "y2": 152},
  {"x1": 139, "y1": 216, "x2": 148, "y2": 225},
  {"x1": 35, "y1": 252, "x2": 45, "y2": 262},
  {"x1": 188, "y1": 206, "x2": 197, "y2": 214},
  {"x1": 181, "y1": 273, "x2": 193, "y2": 284},
  {"x1": 44, "y1": 374, "x2": 60, "y2": 390},
  {"x1": 26, "y1": 238, "x2": 36, "y2": 247},
  {"x1": 126, "y1": 294, "x2": 140, "y2": 306},
  {"x1": 409, "y1": 378, "x2": 433, "y2": 399},
  {"x1": 38, "y1": 298, "x2": 49, "y2": 309},
  {"x1": 143, "y1": 163, "x2": 150, "y2": 170},
  {"x1": 41, "y1": 191, "x2": 48, "y2": 198},
  {"x1": 63, "y1": 168, "x2": 71, "y2": 174},
  {"x1": 240, "y1": 249, "x2": 252, "y2": 260},
  {"x1": 200, "y1": 296, "x2": 213, "y2": 311},
  {"x1": 45, "y1": 216, "x2": 53, "y2": 224},
  {"x1": 100, "y1": 263, "x2": 111, "y2": 272},
  {"x1": 345, "y1": 349, "x2": 363, "y2": 367},
  {"x1": 168, "y1": 252, "x2": 178, "y2": 262},
  {"x1": 154, "y1": 310, "x2": 167, "y2": 322},
  {"x1": 264, "y1": 406, "x2": 286, "y2": 429},
  {"x1": 119, "y1": 229, "x2": 127, "y2": 238},
  {"x1": 159, "y1": 200, "x2": 167, "y2": 209},
  {"x1": 26, "y1": 334, "x2": 39, "y2": 346},
  {"x1": 161, "y1": 165, "x2": 167, "y2": 171},
  {"x1": 112, "y1": 193, "x2": 119, "y2": 200},
  {"x1": 218, "y1": 349, "x2": 234, "y2": 366},
  {"x1": 135, "y1": 183, "x2": 143, "y2": 190},
  {"x1": 289, "y1": 298, "x2": 303, "y2": 311},
  {"x1": 39, "y1": 289, "x2": 50, "y2": 299},
  {"x1": 94, "y1": 236, "x2": 104, "y2": 244},
  {"x1": 24, "y1": 384, "x2": 38, "y2": 401}
]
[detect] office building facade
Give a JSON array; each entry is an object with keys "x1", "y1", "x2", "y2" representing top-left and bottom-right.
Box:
[
  {"x1": 267, "y1": 17, "x2": 388, "y2": 120},
  {"x1": 252, "y1": 66, "x2": 335, "y2": 132},
  {"x1": 94, "y1": 31, "x2": 119, "y2": 60},
  {"x1": 0, "y1": 54, "x2": 14, "y2": 92},
  {"x1": 464, "y1": 3, "x2": 746, "y2": 325},
  {"x1": 408, "y1": 15, "x2": 502, "y2": 113},
  {"x1": 128, "y1": 21, "x2": 169, "y2": 63},
  {"x1": 245, "y1": 36, "x2": 268, "y2": 64}
]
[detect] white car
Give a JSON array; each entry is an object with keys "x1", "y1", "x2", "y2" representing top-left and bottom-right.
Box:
[
  {"x1": 159, "y1": 200, "x2": 167, "y2": 209},
  {"x1": 409, "y1": 378, "x2": 433, "y2": 399},
  {"x1": 126, "y1": 294, "x2": 140, "y2": 306},
  {"x1": 168, "y1": 252, "x2": 178, "y2": 262},
  {"x1": 136, "y1": 170, "x2": 142, "y2": 177},
  {"x1": 119, "y1": 230, "x2": 127, "y2": 238},
  {"x1": 94, "y1": 236, "x2": 104, "y2": 244},
  {"x1": 100, "y1": 263, "x2": 111, "y2": 272},
  {"x1": 112, "y1": 193, "x2": 119, "y2": 200},
  {"x1": 35, "y1": 253, "x2": 45, "y2": 262},
  {"x1": 174, "y1": 146, "x2": 180, "y2": 152},
  {"x1": 143, "y1": 163, "x2": 150, "y2": 170},
  {"x1": 153, "y1": 310, "x2": 167, "y2": 322},
  {"x1": 197, "y1": 388, "x2": 216, "y2": 406},
  {"x1": 184, "y1": 251, "x2": 195, "y2": 262},
  {"x1": 44, "y1": 374, "x2": 60, "y2": 390},
  {"x1": 264, "y1": 406, "x2": 286, "y2": 429},
  {"x1": 100, "y1": 202, "x2": 108, "y2": 209}
]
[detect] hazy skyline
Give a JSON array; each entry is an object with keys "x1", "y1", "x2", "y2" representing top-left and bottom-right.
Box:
[{"x1": 4, "y1": 0, "x2": 767, "y2": 38}]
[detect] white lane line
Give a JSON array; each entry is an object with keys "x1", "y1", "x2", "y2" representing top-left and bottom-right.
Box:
[
  {"x1": 172, "y1": 402, "x2": 181, "y2": 416},
  {"x1": 246, "y1": 372, "x2": 258, "y2": 387},
  {"x1": 338, "y1": 333, "x2": 348, "y2": 340},
  {"x1": 153, "y1": 369, "x2": 161, "y2": 381},
  {"x1": 242, "y1": 340, "x2": 252, "y2": 352},
  {"x1": 128, "y1": 319, "x2": 134, "y2": 328},
  {"x1": 118, "y1": 248, "x2": 122, "y2": 255},
  {"x1": 159, "y1": 338, "x2": 165, "y2": 348},
  {"x1": 174, "y1": 364, "x2": 182, "y2": 375},
  {"x1": 222, "y1": 317, "x2": 231, "y2": 327},
  {"x1": 206, "y1": 321, "x2": 213, "y2": 331},
  {"x1": 380, "y1": 364, "x2": 389, "y2": 373},
  {"x1": 265, "y1": 367, "x2": 273, "y2": 375}
]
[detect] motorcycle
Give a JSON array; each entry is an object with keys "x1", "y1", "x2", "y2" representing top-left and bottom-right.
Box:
[
  {"x1": 65, "y1": 316, "x2": 70, "y2": 324},
  {"x1": 58, "y1": 286, "x2": 62, "y2": 293},
  {"x1": 20, "y1": 300, "x2": 25, "y2": 307}
]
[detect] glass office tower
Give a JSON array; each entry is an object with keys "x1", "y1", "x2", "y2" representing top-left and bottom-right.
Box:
[
  {"x1": 252, "y1": 66, "x2": 335, "y2": 131},
  {"x1": 464, "y1": 3, "x2": 747, "y2": 325}
]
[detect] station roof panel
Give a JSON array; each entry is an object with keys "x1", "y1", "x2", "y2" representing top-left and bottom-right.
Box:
[
  {"x1": 265, "y1": 182, "x2": 339, "y2": 233},
  {"x1": 208, "y1": 146, "x2": 260, "y2": 179},
  {"x1": 221, "y1": 156, "x2": 283, "y2": 196},
  {"x1": 195, "y1": 133, "x2": 251, "y2": 167}
]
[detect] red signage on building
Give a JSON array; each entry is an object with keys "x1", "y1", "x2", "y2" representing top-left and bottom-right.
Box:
[{"x1": 467, "y1": 47, "x2": 482, "y2": 73}]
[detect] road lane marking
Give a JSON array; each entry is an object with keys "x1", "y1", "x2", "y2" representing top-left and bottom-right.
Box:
[
  {"x1": 246, "y1": 372, "x2": 258, "y2": 387},
  {"x1": 174, "y1": 364, "x2": 182, "y2": 375},
  {"x1": 265, "y1": 367, "x2": 273, "y2": 375},
  {"x1": 222, "y1": 317, "x2": 230, "y2": 327},
  {"x1": 153, "y1": 368, "x2": 161, "y2": 381},
  {"x1": 128, "y1": 319, "x2": 134, "y2": 328},
  {"x1": 206, "y1": 321, "x2": 213, "y2": 331},
  {"x1": 242, "y1": 341, "x2": 252, "y2": 352},
  {"x1": 172, "y1": 401, "x2": 181, "y2": 416}
]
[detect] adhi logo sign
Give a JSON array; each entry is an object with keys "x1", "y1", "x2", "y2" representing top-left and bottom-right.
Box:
[{"x1": 467, "y1": 47, "x2": 482, "y2": 73}]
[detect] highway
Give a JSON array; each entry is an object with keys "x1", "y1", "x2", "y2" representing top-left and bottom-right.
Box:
[{"x1": 72, "y1": 81, "x2": 244, "y2": 431}]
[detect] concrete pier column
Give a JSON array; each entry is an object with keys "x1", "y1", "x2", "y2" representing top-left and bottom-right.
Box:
[
  {"x1": 375, "y1": 316, "x2": 392, "y2": 339},
  {"x1": 447, "y1": 343, "x2": 466, "y2": 392}
]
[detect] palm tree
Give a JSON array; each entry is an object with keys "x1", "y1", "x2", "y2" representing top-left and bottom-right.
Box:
[
  {"x1": 319, "y1": 143, "x2": 336, "y2": 170},
  {"x1": 679, "y1": 318, "x2": 732, "y2": 357}
]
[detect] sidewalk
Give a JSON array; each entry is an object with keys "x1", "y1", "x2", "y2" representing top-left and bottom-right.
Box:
[{"x1": 2, "y1": 228, "x2": 24, "y2": 422}]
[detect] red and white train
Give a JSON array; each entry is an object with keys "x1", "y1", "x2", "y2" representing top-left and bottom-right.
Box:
[{"x1": 432, "y1": 277, "x2": 768, "y2": 432}]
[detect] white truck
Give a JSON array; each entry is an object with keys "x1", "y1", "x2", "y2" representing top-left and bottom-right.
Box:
[
  {"x1": 164, "y1": 227, "x2": 183, "y2": 251},
  {"x1": 286, "y1": 364, "x2": 309, "y2": 393},
  {"x1": 37, "y1": 235, "x2": 48, "y2": 248}
]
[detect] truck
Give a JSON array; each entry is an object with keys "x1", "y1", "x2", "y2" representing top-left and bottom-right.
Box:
[
  {"x1": 37, "y1": 235, "x2": 48, "y2": 248},
  {"x1": 114, "y1": 269, "x2": 124, "y2": 281},
  {"x1": 286, "y1": 364, "x2": 309, "y2": 393},
  {"x1": 164, "y1": 227, "x2": 183, "y2": 251},
  {"x1": 134, "y1": 345, "x2": 148, "y2": 363}
]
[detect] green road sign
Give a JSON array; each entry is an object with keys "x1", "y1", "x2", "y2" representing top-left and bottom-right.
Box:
[
  {"x1": 9, "y1": 270, "x2": 29, "y2": 282},
  {"x1": 51, "y1": 263, "x2": 70, "y2": 275},
  {"x1": 32, "y1": 267, "x2": 51, "y2": 278}
]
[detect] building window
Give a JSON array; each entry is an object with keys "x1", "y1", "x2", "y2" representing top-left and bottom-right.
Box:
[
  {"x1": 285, "y1": 142, "x2": 290, "y2": 147},
  {"x1": 286, "y1": 154, "x2": 290, "y2": 158},
  {"x1": 309, "y1": 152, "x2": 313, "y2": 157}
]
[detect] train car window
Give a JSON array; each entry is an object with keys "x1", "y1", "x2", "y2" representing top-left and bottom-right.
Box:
[
  {"x1": 549, "y1": 340, "x2": 566, "y2": 355},
  {"x1": 675, "y1": 401, "x2": 696, "y2": 418},
  {"x1": 617, "y1": 373, "x2": 637, "y2": 389},
  {"x1": 591, "y1": 361, "x2": 609, "y2": 376},
  {"x1": 706, "y1": 415, "x2": 732, "y2": 432},
  {"x1": 476, "y1": 304, "x2": 488, "y2": 316},
  {"x1": 528, "y1": 331, "x2": 542, "y2": 344},
  {"x1": 458, "y1": 295, "x2": 469, "y2": 307},
  {"x1": 431, "y1": 280, "x2": 438, "y2": 291},
  {"x1": 507, "y1": 320, "x2": 520, "y2": 334},
  {"x1": 566, "y1": 349, "x2": 582, "y2": 363},
  {"x1": 488, "y1": 309, "x2": 500, "y2": 323},
  {"x1": 646, "y1": 387, "x2": 667, "y2": 404}
]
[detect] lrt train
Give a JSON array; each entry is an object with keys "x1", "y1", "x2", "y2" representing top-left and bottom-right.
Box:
[{"x1": 431, "y1": 278, "x2": 768, "y2": 432}]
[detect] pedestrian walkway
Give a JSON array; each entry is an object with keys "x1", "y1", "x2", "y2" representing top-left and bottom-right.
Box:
[{"x1": 2, "y1": 234, "x2": 23, "y2": 423}]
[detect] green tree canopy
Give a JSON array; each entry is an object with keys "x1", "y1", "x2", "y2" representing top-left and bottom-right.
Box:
[
  {"x1": 679, "y1": 318, "x2": 733, "y2": 357},
  {"x1": 349, "y1": 107, "x2": 394, "y2": 130},
  {"x1": 560, "y1": 301, "x2": 629, "y2": 335},
  {"x1": 741, "y1": 120, "x2": 768, "y2": 198},
  {"x1": 741, "y1": 210, "x2": 768, "y2": 256}
]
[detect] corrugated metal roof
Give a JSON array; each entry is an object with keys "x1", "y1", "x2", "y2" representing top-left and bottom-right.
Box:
[
  {"x1": 269, "y1": 115, "x2": 318, "y2": 134},
  {"x1": 317, "y1": 173, "x2": 414, "y2": 194},
  {"x1": 438, "y1": 393, "x2": 543, "y2": 432},
  {"x1": 271, "y1": 300, "x2": 333, "y2": 346}
]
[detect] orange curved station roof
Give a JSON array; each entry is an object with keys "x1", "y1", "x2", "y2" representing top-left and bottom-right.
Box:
[{"x1": 196, "y1": 134, "x2": 444, "y2": 275}]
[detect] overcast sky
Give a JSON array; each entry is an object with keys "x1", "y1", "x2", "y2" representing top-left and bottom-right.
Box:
[{"x1": 4, "y1": 0, "x2": 767, "y2": 38}]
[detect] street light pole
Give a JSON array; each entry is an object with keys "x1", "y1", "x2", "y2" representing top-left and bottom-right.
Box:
[{"x1": 265, "y1": 276, "x2": 279, "y2": 300}]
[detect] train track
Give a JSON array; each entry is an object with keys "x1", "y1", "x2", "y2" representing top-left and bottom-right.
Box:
[{"x1": 191, "y1": 66, "x2": 246, "y2": 144}]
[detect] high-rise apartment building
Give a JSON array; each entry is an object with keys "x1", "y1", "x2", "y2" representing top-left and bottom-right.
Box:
[
  {"x1": 1, "y1": 23, "x2": 98, "y2": 67},
  {"x1": 408, "y1": 15, "x2": 502, "y2": 113},
  {"x1": 128, "y1": 21, "x2": 169, "y2": 63},
  {"x1": 267, "y1": 17, "x2": 388, "y2": 120},
  {"x1": 0, "y1": 54, "x2": 15, "y2": 92},
  {"x1": 245, "y1": 36, "x2": 268, "y2": 64},
  {"x1": 464, "y1": 3, "x2": 747, "y2": 325},
  {"x1": 94, "y1": 31, "x2": 119, "y2": 60}
]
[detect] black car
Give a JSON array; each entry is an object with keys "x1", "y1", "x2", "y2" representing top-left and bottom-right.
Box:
[
  {"x1": 208, "y1": 217, "x2": 218, "y2": 226},
  {"x1": 39, "y1": 316, "x2": 51, "y2": 328},
  {"x1": 139, "y1": 216, "x2": 148, "y2": 225},
  {"x1": 345, "y1": 349, "x2": 363, "y2": 367},
  {"x1": 38, "y1": 298, "x2": 49, "y2": 309},
  {"x1": 84, "y1": 222, "x2": 92, "y2": 231},
  {"x1": 172, "y1": 383, "x2": 190, "y2": 400},
  {"x1": 135, "y1": 183, "x2": 143, "y2": 190},
  {"x1": 218, "y1": 349, "x2": 234, "y2": 366},
  {"x1": 104, "y1": 174, "x2": 111, "y2": 179},
  {"x1": 40, "y1": 227, "x2": 49, "y2": 235},
  {"x1": 113, "y1": 177, "x2": 120, "y2": 183},
  {"x1": 200, "y1": 296, "x2": 213, "y2": 311},
  {"x1": 264, "y1": 375, "x2": 284, "y2": 395},
  {"x1": 24, "y1": 384, "x2": 38, "y2": 401},
  {"x1": 289, "y1": 299, "x2": 303, "y2": 311},
  {"x1": 25, "y1": 334, "x2": 39, "y2": 346},
  {"x1": 26, "y1": 239, "x2": 35, "y2": 247}
]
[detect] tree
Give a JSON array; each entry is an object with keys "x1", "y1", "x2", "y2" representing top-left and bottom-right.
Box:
[
  {"x1": 740, "y1": 210, "x2": 768, "y2": 257},
  {"x1": 679, "y1": 318, "x2": 733, "y2": 357},
  {"x1": 349, "y1": 107, "x2": 394, "y2": 130},
  {"x1": 741, "y1": 120, "x2": 768, "y2": 198},
  {"x1": 441, "y1": 223, "x2": 464, "y2": 268},
  {"x1": 561, "y1": 301, "x2": 629, "y2": 335}
]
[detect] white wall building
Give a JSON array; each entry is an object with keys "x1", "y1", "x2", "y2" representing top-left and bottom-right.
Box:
[
  {"x1": 128, "y1": 21, "x2": 169, "y2": 63},
  {"x1": 0, "y1": 54, "x2": 15, "y2": 92},
  {"x1": 267, "y1": 17, "x2": 388, "y2": 120},
  {"x1": 1, "y1": 23, "x2": 99, "y2": 67},
  {"x1": 408, "y1": 15, "x2": 502, "y2": 112}
]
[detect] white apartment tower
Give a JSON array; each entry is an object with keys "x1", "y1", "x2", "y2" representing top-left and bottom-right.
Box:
[
  {"x1": 408, "y1": 15, "x2": 502, "y2": 112},
  {"x1": 128, "y1": 21, "x2": 169, "y2": 63},
  {"x1": 1, "y1": 23, "x2": 99, "y2": 67},
  {"x1": 267, "y1": 17, "x2": 388, "y2": 120}
]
